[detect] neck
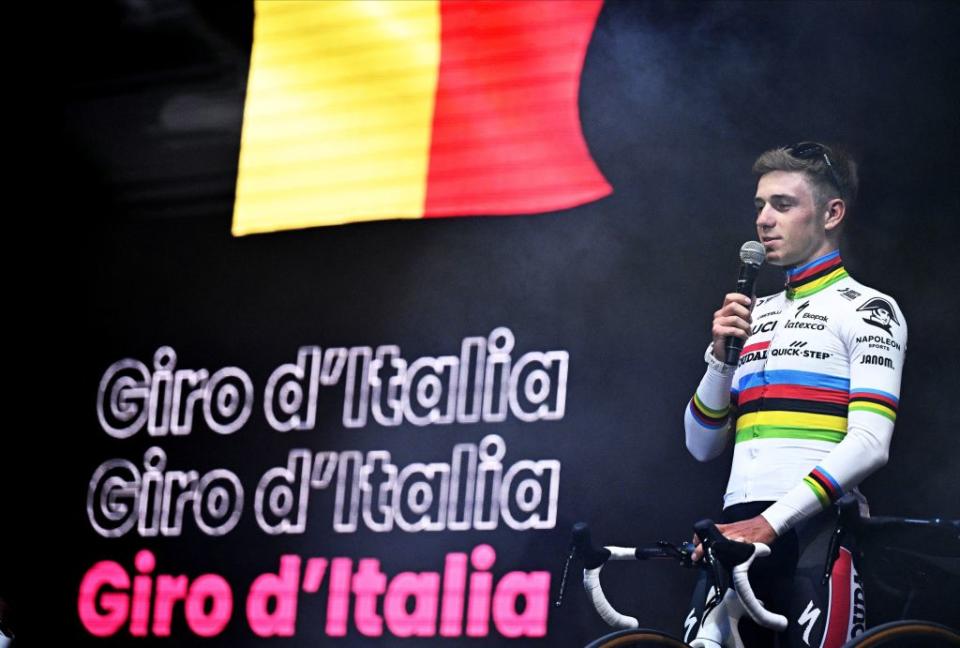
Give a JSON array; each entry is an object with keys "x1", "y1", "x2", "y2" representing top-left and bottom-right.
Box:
[{"x1": 784, "y1": 249, "x2": 848, "y2": 299}]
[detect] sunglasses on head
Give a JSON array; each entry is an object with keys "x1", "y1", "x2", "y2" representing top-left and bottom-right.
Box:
[{"x1": 785, "y1": 141, "x2": 845, "y2": 198}]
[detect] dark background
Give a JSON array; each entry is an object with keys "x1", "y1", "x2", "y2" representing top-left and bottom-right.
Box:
[{"x1": 9, "y1": 0, "x2": 959, "y2": 645}]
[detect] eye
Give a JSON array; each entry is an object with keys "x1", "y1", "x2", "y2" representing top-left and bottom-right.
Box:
[{"x1": 773, "y1": 200, "x2": 794, "y2": 212}]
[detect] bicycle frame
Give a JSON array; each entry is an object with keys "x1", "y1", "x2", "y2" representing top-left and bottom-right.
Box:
[{"x1": 687, "y1": 587, "x2": 748, "y2": 648}]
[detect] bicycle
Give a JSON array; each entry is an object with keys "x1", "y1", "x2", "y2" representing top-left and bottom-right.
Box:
[
  {"x1": 556, "y1": 503, "x2": 960, "y2": 647},
  {"x1": 828, "y1": 497, "x2": 960, "y2": 647}
]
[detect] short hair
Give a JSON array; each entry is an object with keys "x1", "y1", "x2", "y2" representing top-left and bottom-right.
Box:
[{"x1": 753, "y1": 142, "x2": 859, "y2": 211}]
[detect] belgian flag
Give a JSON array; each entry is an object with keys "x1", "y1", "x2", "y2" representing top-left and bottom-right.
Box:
[{"x1": 233, "y1": 0, "x2": 611, "y2": 234}]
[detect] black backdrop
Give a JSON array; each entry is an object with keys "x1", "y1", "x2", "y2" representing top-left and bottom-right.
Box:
[{"x1": 12, "y1": 0, "x2": 960, "y2": 645}]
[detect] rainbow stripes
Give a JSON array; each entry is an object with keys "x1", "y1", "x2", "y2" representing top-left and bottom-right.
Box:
[
  {"x1": 735, "y1": 369, "x2": 849, "y2": 444},
  {"x1": 785, "y1": 250, "x2": 849, "y2": 299},
  {"x1": 689, "y1": 393, "x2": 730, "y2": 429},
  {"x1": 849, "y1": 388, "x2": 898, "y2": 422},
  {"x1": 734, "y1": 370, "x2": 899, "y2": 443},
  {"x1": 232, "y1": 0, "x2": 611, "y2": 234},
  {"x1": 804, "y1": 466, "x2": 843, "y2": 508}
]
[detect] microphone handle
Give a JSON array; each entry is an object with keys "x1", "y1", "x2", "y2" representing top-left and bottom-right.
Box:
[{"x1": 723, "y1": 264, "x2": 760, "y2": 365}]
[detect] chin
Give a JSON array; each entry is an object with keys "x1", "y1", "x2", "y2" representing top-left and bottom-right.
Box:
[{"x1": 764, "y1": 251, "x2": 786, "y2": 267}]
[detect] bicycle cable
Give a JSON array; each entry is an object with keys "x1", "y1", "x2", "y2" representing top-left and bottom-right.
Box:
[{"x1": 555, "y1": 542, "x2": 577, "y2": 608}]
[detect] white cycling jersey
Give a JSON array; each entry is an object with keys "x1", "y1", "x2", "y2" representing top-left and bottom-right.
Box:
[{"x1": 684, "y1": 250, "x2": 907, "y2": 535}]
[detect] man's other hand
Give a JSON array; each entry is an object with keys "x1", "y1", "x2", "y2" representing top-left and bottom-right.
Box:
[{"x1": 691, "y1": 514, "x2": 777, "y2": 562}]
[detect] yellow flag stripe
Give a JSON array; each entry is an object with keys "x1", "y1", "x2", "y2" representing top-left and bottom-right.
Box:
[{"x1": 233, "y1": 0, "x2": 440, "y2": 234}]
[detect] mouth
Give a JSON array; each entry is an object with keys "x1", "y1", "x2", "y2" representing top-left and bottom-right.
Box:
[{"x1": 761, "y1": 237, "x2": 781, "y2": 247}]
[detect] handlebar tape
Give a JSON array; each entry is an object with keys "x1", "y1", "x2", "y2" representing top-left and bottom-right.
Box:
[{"x1": 731, "y1": 543, "x2": 789, "y2": 632}]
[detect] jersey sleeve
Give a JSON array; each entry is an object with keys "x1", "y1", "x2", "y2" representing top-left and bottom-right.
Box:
[
  {"x1": 684, "y1": 344, "x2": 736, "y2": 461},
  {"x1": 762, "y1": 295, "x2": 907, "y2": 535}
]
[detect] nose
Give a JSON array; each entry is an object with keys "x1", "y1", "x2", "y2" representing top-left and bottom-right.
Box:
[{"x1": 756, "y1": 204, "x2": 776, "y2": 230}]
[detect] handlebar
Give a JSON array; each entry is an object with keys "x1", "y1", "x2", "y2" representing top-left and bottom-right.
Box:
[
  {"x1": 565, "y1": 507, "x2": 959, "y2": 637},
  {"x1": 568, "y1": 521, "x2": 697, "y2": 629},
  {"x1": 566, "y1": 520, "x2": 787, "y2": 632},
  {"x1": 690, "y1": 518, "x2": 787, "y2": 631}
]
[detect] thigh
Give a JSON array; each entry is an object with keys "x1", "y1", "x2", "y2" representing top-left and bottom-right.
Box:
[
  {"x1": 737, "y1": 544, "x2": 796, "y2": 648},
  {"x1": 783, "y1": 514, "x2": 864, "y2": 648}
]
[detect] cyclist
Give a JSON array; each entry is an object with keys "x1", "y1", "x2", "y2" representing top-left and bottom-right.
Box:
[{"x1": 683, "y1": 143, "x2": 907, "y2": 647}]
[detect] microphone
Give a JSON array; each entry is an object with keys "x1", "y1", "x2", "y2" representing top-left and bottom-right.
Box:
[{"x1": 724, "y1": 241, "x2": 766, "y2": 365}]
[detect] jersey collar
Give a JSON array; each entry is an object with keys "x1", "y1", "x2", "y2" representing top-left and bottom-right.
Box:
[{"x1": 784, "y1": 250, "x2": 848, "y2": 300}]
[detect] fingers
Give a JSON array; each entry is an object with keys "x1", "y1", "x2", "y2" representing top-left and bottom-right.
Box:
[
  {"x1": 716, "y1": 297, "x2": 753, "y2": 323},
  {"x1": 691, "y1": 533, "x2": 703, "y2": 562},
  {"x1": 712, "y1": 316, "x2": 752, "y2": 340},
  {"x1": 720, "y1": 301, "x2": 753, "y2": 321},
  {"x1": 691, "y1": 523, "x2": 731, "y2": 562},
  {"x1": 710, "y1": 294, "x2": 754, "y2": 359},
  {"x1": 712, "y1": 298, "x2": 752, "y2": 344},
  {"x1": 722, "y1": 293, "x2": 752, "y2": 309}
]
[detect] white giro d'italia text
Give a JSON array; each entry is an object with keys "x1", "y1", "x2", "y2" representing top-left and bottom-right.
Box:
[{"x1": 96, "y1": 327, "x2": 569, "y2": 437}]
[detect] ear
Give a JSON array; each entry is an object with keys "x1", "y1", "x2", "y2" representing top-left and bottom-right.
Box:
[{"x1": 823, "y1": 198, "x2": 846, "y2": 232}]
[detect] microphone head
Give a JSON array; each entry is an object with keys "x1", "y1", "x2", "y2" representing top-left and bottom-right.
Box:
[{"x1": 740, "y1": 240, "x2": 766, "y2": 267}]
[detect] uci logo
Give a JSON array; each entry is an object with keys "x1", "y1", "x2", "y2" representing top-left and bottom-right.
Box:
[{"x1": 751, "y1": 321, "x2": 777, "y2": 335}]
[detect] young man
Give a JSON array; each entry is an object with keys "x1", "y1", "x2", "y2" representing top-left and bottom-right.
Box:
[{"x1": 682, "y1": 143, "x2": 907, "y2": 647}]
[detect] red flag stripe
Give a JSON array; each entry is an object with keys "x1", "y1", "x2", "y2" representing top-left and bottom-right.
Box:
[{"x1": 424, "y1": 0, "x2": 610, "y2": 217}]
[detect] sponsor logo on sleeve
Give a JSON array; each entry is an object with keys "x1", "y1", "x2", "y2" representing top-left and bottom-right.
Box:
[
  {"x1": 854, "y1": 335, "x2": 901, "y2": 352},
  {"x1": 860, "y1": 354, "x2": 895, "y2": 369},
  {"x1": 857, "y1": 297, "x2": 900, "y2": 335}
]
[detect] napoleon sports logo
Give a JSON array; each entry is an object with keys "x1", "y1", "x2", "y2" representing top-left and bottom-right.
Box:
[{"x1": 856, "y1": 298, "x2": 899, "y2": 335}]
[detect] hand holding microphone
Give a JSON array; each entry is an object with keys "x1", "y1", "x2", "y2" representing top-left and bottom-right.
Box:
[{"x1": 711, "y1": 241, "x2": 765, "y2": 365}]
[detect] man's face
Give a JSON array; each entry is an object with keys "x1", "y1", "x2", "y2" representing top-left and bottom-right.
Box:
[{"x1": 754, "y1": 171, "x2": 830, "y2": 268}]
